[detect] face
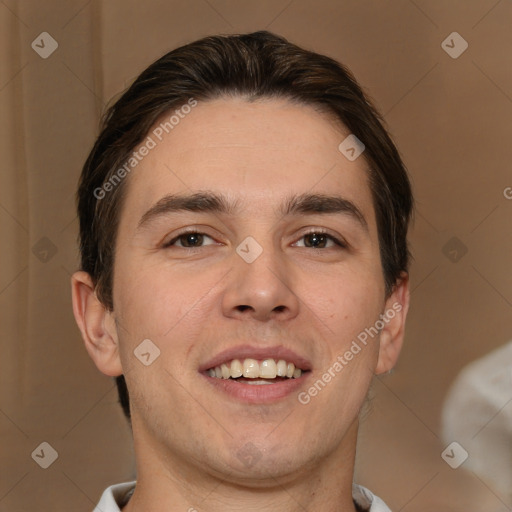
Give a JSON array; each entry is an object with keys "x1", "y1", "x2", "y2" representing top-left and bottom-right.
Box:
[{"x1": 75, "y1": 97, "x2": 408, "y2": 485}]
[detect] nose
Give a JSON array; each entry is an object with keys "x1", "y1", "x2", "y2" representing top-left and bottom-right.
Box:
[{"x1": 221, "y1": 244, "x2": 300, "y2": 322}]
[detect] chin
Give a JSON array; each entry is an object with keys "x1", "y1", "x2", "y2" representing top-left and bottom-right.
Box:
[{"x1": 217, "y1": 437, "x2": 315, "y2": 484}]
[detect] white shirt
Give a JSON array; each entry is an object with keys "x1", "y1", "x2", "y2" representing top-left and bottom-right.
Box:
[{"x1": 93, "y1": 480, "x2": 392, "y2": 511}]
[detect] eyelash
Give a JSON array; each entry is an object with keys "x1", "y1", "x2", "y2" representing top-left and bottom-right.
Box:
[
  {"x1": 162, "y1": 228, "x2": 348, "y2": 250},
  {"x1": 295, "y1": 229, "x2": 348, "y2": 249}
]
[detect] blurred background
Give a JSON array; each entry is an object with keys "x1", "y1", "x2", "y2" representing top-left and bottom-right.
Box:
[{"x1": 1, "y1": 1, "x2": 511, "y2": 510}]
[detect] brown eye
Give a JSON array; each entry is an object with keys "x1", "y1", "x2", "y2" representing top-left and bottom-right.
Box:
[
  {"x1": 178, "y1": 233, "x2": 204, "y2": 247},
  {"x1": 304, "y1": 233, "x2": 329, "y2": 248},
  {"x1": 163, "y1": 232, "x2": 216, "y2": 248},
  {"x1": 294, "y1": 231, "x2": 346, "y2": 249}
]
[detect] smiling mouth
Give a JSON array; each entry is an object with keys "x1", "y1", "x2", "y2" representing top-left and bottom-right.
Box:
[{"x1": 206, "y1": 358, "x2": 308, "y2": 384}]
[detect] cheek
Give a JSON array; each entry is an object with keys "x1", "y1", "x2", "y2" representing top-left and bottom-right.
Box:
[
  {"x1": 300, "y1": 266, "x2": 384, "y2": 341},
  {"x1": 113, "y1": 258, "x2": 222, "y2": 344}
]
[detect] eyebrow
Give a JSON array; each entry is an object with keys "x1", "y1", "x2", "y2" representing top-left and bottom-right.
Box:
[{"x1": 136, "y1": 191, "x2": 368, "y2": 232}]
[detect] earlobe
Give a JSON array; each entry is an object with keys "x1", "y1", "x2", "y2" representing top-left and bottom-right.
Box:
[
  {"x1": 375, "y1": 273, "x2": 410, "y2": 375},
  {"x1": 71, "y1": 271, "x2": 123, "y2": 377}
]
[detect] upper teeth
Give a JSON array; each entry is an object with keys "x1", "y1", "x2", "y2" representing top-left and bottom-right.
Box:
[{"x1": 207, "y1": 359, "x2": 302, "y2": 379}]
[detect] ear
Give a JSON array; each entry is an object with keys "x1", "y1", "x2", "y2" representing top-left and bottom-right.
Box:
[
  {"x1": 71, "y1": 271, "x2": 123, "y2": 377},
  {"x1": 375, "y1": 272, "x2": 410, "y2": 375}
]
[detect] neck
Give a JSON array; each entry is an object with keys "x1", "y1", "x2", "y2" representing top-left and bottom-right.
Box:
[{"x1": 122, "y1": 418, "x2": 360, "y2": 512}]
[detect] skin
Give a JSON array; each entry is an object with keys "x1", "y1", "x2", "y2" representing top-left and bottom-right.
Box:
[{"x1": 71, "y1": 97, "x2": 409, "y2": 512}]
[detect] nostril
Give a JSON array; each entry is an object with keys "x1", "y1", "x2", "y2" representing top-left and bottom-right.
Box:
[{"x1": 236, "y1": 305, "x2": 252, "y2": 312}]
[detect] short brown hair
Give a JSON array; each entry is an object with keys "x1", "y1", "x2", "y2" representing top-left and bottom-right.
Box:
[{"x1": 77, "y1": 31, "x2": 413, "y2": 422}]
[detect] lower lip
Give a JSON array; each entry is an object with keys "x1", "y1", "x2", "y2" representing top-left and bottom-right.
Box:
[{"x1": 202, "y1": 374, "x2": 309, "y2": 404}]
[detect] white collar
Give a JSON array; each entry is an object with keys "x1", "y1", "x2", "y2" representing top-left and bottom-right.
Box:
[{"x1": 94, "y1": 480, "x2": 392, "y2": 511}]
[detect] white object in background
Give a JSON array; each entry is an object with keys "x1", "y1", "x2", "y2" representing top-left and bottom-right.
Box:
[{"x1": 442, "y1": 340, "x2": 512, "y2": 505}]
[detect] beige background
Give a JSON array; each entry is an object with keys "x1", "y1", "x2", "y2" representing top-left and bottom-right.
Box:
[{"x1": 1, "y1": 1, "x2": 511, "y2": 510}]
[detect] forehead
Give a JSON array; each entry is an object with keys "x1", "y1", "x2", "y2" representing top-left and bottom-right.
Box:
[{"x1": 119, "y1": 97, "x2": 375, "y2": 228}]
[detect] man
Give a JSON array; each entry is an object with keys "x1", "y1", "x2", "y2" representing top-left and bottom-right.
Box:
[{"x1": 71, "y1": 31, "x2": 412, "y2": 511}]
